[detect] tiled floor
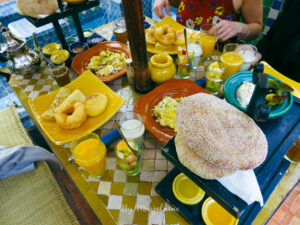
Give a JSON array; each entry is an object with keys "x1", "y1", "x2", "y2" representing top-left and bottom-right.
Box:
[{"x1": 267, "y1": 182, "x2": 300, "y2": 225}]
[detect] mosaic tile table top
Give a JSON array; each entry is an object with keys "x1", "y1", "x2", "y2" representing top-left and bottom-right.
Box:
[{"x1": 9, "y1": 54, "x2": 211, "y2": 225}]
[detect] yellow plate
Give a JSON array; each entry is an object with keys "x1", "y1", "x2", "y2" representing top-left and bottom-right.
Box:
[
  {"x1": 28, "y1": 70, "x2": 125, "y2": 145},
  {"x1": 261, "y1": 61, "x2": 300, "y2": 98},
  {"x1": 50, "y1": 50, "x2": 70, "y2": 64},
  {"x1": 172, "y1": 173, "x2": 205, "y2": 205},
  {"x1": 146, "y1": 16, "x2": 185, "y2": 55},
  {"x1": 42, "y1": 43, "x2": 61, "y2": 55},
  {"x1": 202, "y1": 197, "x2": 239, "y2": 225}
]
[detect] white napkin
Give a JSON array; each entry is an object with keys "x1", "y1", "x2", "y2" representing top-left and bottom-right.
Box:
[{"x1": 217, "y1": 170, "x2": 264, "y2": 206}]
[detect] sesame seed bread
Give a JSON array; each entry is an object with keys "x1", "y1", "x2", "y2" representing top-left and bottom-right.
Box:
[
  {"x1": 175, "y1": 132, "x2": 236, "y2": 179},
  {"x1": 176, "y1": 93, "x2": 268, "y2": 170}
]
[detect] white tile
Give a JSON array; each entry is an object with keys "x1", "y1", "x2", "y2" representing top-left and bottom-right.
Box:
[
  {"x1": 155, "y1": 159, "x2": 167, "y2": 170},
  {"x1": 269, "y1": 8, "x2": 279, "y2": 20},
  {"x1": 156, "y1": 149, "x2": 164, "y2": 159},
  {"x1": 140, "y1": 171, "x2": 153, "y2": 182},
  {"x1": 151, "y1": 183, "x2": 159, "y2": 196},
  {"x1": 118, "y1": 208, "x2": 134, "y2": 225},
  {"x1": 142, "y1": 148, "x2": 155, "y2": 159},
  {"x1": 136, "y1": 195, "x2": 151, "y2": 210},
  {"x1": 20, "y1": 79, "x2": 30, "y2": 85},
  {"x1": 97, "y1": 181, "x2": 111, "y2": 195},
  {"x1": 152, "y1": 171, "x2": 166, "y2": 182},
  {"x1": 87, "y1": 176, "x2": 100, "y2": 182},
  {"x1": 107, "y1": 157, "x2": 116, "y2": 170},
  {"x1": 148, "y1": 211, "x2": 164, "y2": 225},
  {"x1": 24, "y1": 85, "x2": 34, "y2": 92},
  {"x1": 113, "y1": 169, "x2": 126, "y2": 183},
  {"x1": 28, "y1": 91, "x2": 40, "y2": 98},
  {"x1": 36, "y1": 79, "x2": 46, "y2": 85},
  {"x1": 107, "y1": 195, "x2": 123, "y2": 210},
  {"x1": 40, "y1": 85, "x2": 51, "y2": 92}
]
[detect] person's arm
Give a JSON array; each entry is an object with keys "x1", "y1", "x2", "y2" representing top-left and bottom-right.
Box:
[
  {"x1": 216, "y1": 0, "x2": 263, "y2": 41},
  {"x1": 154, "y1": 0, "x2": 171, "y2": 18}
]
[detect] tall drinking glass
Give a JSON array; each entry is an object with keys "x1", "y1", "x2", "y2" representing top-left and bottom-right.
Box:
[
  {"x1": 71, "y1": 133, "x2": 107, "y2": 178},
  {"x1": 220, "y1": 43, "x2": 244, "y2": 81},
  {"x1": 237, "y1": 44, "x2": 257, "y2": 71},
  {"x1": 199, "y1": 24, "x2": 218, "y2": 60},
  {"x1": 187, "y1": 39, "x2": 203, "y2": 70}
]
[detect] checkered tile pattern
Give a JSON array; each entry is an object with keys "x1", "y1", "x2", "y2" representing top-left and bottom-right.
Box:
[{"x1": 263, "y1": 0, "x2": 284, "y2": 35}]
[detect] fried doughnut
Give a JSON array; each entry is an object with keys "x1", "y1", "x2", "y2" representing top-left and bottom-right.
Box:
[
  {"x1": 55, "y1": 100, "x2": 87, "y2": 129},
  {"x1": 146, "y1": 25, "x2": 157, "y2": 45},
  {"x1": 154, "y1": 25, "x2": 176, "y2": 46}
]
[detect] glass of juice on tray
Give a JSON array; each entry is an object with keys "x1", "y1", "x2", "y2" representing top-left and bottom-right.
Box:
[
  {"x1": 115, "y1": 140, "x2": 142, "y2": 176},
  {"x1": 221, "y1": 43, "x2": 244, "y2": 81},
  {"x1": 187, "y1": 39, "x2": 203, "y2": 70},
  {"x1": 71, "y1": 133, "x2": 107, "y2": 178},
  {"x1": 120, "y1": 112, "x2": 145, "y2": 148},
  {"x1": 113, "y1": 18, "x2": 127, "y2": 44},
  {"x1": 199, "y1": 24, "x2": 218, "y2": 60}
]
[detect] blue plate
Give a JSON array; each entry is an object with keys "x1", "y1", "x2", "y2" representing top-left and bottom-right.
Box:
[
  {"x1": 223, "y1": 71, "x2": 293, "y2": 119},
  {"x1": 69, "y1": 41, "x2": 89, "y2": 55}
]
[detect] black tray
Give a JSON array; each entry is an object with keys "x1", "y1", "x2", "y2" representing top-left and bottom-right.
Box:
[
  {"x1": 155, "y1": 159, "x2": 290, "y2": 225},
  {"x1": 159, "y1": 97, "x2": 300, "y2": 218}
]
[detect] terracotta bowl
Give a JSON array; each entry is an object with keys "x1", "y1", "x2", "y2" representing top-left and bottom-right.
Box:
[
  {"x1": 71, "y1": 41, "x2": 131, "y2": 82},
  {"x1": 134, "y1": 79, "x2": 210, "y2": 145}
]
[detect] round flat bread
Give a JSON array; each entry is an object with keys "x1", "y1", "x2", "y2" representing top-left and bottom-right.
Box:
[
  {"x1": 17, "y1": 0, "x2": 58, "y2": 18},
  {"x1": 175, "y1": 132, "x2": 236, "y2": 179},
  {"x1": 176, "y1": 93, "x2": 268, "y2": 170}
]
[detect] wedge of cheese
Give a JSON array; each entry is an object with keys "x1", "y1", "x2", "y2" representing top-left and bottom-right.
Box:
[
  {"x1": 63, "y1": 89, "x2": 86, "y2": 103},
  {"x1": 41, "y1": 87, "x2": 71, "y2": 120}
]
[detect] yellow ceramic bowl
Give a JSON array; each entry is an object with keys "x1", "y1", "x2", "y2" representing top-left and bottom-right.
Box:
[
  {"x1": 50, "y1": 50, "x2": 70, "y2": 64},
  {"x1": 172, "y1": 173, "x2": 205, "y2": 205},
  {"x1": 42, "y1": 43, "x2": 61, "y2": 55},
  {"x1": 28, "y1": 71, "x2": 125, "y2": 145},
  {"x1": 202, "y1": 197, "x2": 239, "y2": 225}
]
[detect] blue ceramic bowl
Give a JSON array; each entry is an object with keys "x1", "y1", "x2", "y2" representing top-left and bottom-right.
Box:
[
  {"x1": 223, "y1": 71, "x2": 293, "y2": 119},
  {"x1": 69, "y1": 41, "x2": 88, "y2": 55},
  {"x1": 87, "y1": 34, "x2": 106, "y2": 47}
]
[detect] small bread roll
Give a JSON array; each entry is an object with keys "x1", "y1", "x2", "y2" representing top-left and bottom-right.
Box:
[
  {"x1": 17, "y1": 0, "x2": 58, "y2": 18},
  {"x1": 85, "y1": 93, "x2": 108, "y2": 117}
]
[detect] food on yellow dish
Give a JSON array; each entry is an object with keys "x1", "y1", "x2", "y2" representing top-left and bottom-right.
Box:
[
  {"x1": 17, "y1": 0, "x2": 58, "y2": 18},
  {"x1": 152, "y1": 96, "x2": 184, "y2": 131},
  {"x1": 154, "y1": 42, "x2": 172, "y2": 50},
  {"x1": 55, "y1": 100, "x2": 87, "y2": 129},
  {"x1": 42, "y1": 87, "x2": 71, "y2": 120},
  {"x1": 154, "y1": 24, "x2": 176, "y2": 46},
  {"x1": 176, "y1": 93, "x2": 268, "y2": 172},
  {"x1": 64, "y1": 89, "x2": 86, "y2": 103},
  {"x1": 87, "y1": 50, "x2": 127, "y2": 76},
  {"x1": 146, "y1": 25, "x2": 157, "y2": 45},
  {"x1": 50, "y1": 50, "x2": 70, "y2": 64},
  {"x1": 85, "y1": 93, "x2": 108, "y2": 117},
  {"x1": 174, "y1": 29, "x2": 192, "y2": 46},
  {"x1": 42, "y1": 43, "x2": 61, "y2": 55}
]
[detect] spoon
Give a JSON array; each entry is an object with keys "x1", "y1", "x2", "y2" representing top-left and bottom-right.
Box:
[
  {"x1": 113, "y1": 120, "x2": 136, "y2": 154},
  {"x1": 184, "y1": 28, "x2": 189, "y2": 59}
]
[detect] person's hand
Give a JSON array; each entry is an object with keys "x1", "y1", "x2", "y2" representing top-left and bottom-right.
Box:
[
  {"x1": 154, "y1": 0, "x2": 171, "y2": 19},
  {"x1": 251, "y1": 52, "x2": 262, "y2": 66},
  {"x1": 215, "y1": 20, "x2": 244, "y2": 42}
]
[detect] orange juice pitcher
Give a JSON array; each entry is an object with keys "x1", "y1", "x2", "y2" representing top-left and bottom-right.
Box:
[{"x1": 71, "y1": 133, "x2": 107, "y2": 177}]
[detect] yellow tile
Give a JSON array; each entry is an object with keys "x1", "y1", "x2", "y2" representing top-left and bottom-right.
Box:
[
  {"x1": 28, "y1": 79, "x2": 37, "y2": 85},
  {"x1": 252, "y1": 207, "x2": 272, "y2": 225},
  {"x1": 165, "y1": 211, "x2": 179, "y2": 224},
  {"x1": 275, "y1": 175, "x2": 296, "y2": 196},
  {"x1": 110, "y1": 182, "x2": 125, "y2": 195},
  {"x1": 101, "y1": 169, "x2": 115, "y2": 182},
  {"x1": 138, "y1": 182, "x2": 152, "y2": 195},
  {"x1": 178, "y1": 214, "x2": 189, "y2": 225},
  {"x1": 150, "y1": 196, "x2": 165, "y2": 211},
  {"x1": 40, "y1": 73, "x2": 49, "y2": 79},
  {"x1": 265, "y1": 191, "x2": 283, "y2": 211},
  {"x1": 89, "y1": 182, "x2": 99, "y2": 192},
  {"x1": 127, "y1": 174, "x2": 140, "y2": 183},
  {"x1": 98, "y1": 194, "x2": 109, "y2": 207},
  {"x1": 133, "y1": 210, "x2": 149, "y2": 225},
  {"x1": 33, "y1": 85, "x2": 43, "y2": 91},
  {"x1": 122, "y1": 195, "x2": 137, "y2": 210},
  {"x1": 109, "y1": 209, "x2": 120, "y2": 223},
  {"x1": 45, "y1": 79, "x2": 54, "y2": 85}
]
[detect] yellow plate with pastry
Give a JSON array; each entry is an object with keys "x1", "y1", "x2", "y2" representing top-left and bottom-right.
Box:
[
  {"x1": 28, "y1": 70, "x2": 124, "y2": 145},
  {"x1": 146, "y1": 16, "x2": 196, "y2": 55}
]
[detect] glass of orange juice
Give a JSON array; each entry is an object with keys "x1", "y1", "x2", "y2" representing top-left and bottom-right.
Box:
[
  {"x1": 199, "y1": 24, "x2": 218, "y2": 60},
  {"x1": 71, "y1": 133, "x2": 107, "y2": 178},
  {"x1": 220, "y1": 43, "x2": 244, "y2": 81}
]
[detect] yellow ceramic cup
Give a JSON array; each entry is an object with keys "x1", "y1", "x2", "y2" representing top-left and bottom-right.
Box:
[{"x1": 149, "y1": 53, "x2": 176, "y2": 83}]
